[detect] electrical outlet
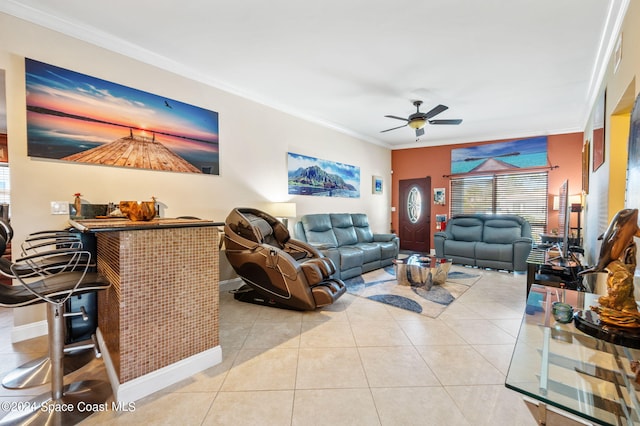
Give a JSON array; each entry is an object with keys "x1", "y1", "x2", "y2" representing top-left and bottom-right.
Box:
[{"x1": 51, "y1": 201, "x2": 69, "y2": 215}]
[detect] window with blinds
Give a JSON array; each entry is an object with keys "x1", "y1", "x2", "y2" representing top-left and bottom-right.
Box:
[
  {"x1": 0, "y1": 164, "x2": 9, "y2": 205},
  {"x1": 450, "y1": 171, "x2": 548, "y2": 242}
]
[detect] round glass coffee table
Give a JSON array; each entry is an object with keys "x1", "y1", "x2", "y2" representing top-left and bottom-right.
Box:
[{"x1": 393, "y1": 255, "x2": 452, "y2": 290}]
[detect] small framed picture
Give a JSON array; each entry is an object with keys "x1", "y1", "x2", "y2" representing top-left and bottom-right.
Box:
[
  {"x1": 372, "y1": 176, "x2": 383, "y2": 194},
  {"x1": 434, "y1": 188, "x2": 446, "y2": 205},
  {"x1": 592, "y1": 90, "x2": 606, "y2": 172},
  {"x1": 582, "y1": 140, "x2": 590, "y2": 194},
  {"x1": 614, "y1": 32, "x2": 622, "y2": 74}
]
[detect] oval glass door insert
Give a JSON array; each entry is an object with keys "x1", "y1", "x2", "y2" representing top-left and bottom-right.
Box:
[{"x1": 407, "y1": 186, "x2": 422, "y2": 224}]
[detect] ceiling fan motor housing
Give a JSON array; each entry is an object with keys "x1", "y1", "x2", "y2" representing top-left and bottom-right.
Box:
[{"x1": 381, "y1": 100, "x2": 461, "y2": 135}]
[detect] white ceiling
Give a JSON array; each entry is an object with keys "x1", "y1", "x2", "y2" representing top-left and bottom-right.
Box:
[{"x1": 0, "y1": 0, "x2": 629, "y2": 149}]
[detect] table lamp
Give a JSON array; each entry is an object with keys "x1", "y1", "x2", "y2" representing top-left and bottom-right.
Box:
[{"x1": 270, "y1": 202, "x2": 297, "y2": 229}]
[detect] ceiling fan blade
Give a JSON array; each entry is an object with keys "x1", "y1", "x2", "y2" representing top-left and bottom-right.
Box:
[
  {"x1": 415, "y1": 128, "x2": 425, "y2": 137},
  {"x1": 423, "y1": 104, "x2": 448, "y2": 119},
  {"x1": 380, "y1": 123, "x2": 408, "y2": 133},
  {"x1": 429, "y1": 119, "x2": 463, "y2": 125},
  {"x1": 384, "y1": 115, "x2": 409, "y2": 122}
]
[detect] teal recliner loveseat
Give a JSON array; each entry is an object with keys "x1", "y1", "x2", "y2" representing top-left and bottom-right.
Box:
[
  {"x1": 294, "y1": 213, "x2": 399, "y2": 280},
  {"x1": 434, "y1": 214, "x2": 533, "y2": 273}
]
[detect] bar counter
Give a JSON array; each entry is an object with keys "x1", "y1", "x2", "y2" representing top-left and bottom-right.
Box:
[{"x1": 69, "y1": 218, "x2": 221, "y2": 403}]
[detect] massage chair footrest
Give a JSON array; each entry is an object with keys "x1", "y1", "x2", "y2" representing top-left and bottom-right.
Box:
[{"x1": 311, "y1": 279, "x2": 346, "y2": 308}]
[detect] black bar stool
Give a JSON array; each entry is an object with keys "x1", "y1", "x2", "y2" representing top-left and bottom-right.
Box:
[
  {"x1": 0, "y1": 230, "x2": 100, "y2": 390},
  {"x1": 0, "y1": 239, "x2": 112, "y2": 425}
]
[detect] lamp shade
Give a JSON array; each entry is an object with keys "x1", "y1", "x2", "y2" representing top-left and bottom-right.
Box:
[
  {"x1": 270, "y1": 202, "x2": 297, "y2": 218},
  {"x1": 552, "y1": 194, "x2": 582, "y2": 210},
  {"x1": 569, "y1": 194, "x2": 582, "y2": 206}
]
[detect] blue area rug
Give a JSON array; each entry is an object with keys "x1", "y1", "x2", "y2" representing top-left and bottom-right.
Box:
[{"x1": 343, "y1": 265, "x2": 481, "y2": 318}]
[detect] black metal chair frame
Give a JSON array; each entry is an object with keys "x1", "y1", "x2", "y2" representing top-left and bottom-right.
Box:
[
  {"x1": 0, "y1": 230, "x2": 102, "y2": 392},
  {"x1": 0, "y1": 245, "x2": 112, "y2": 425}
]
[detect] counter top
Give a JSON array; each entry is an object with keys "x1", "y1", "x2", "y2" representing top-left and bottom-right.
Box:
[{"x1": 69, "y1": 217, "x2": 223, "y2": 232}]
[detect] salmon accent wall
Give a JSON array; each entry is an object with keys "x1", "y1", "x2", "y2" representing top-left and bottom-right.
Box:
[{"x1": 391, "y1": 132, "x2": 584, "y2": 247}]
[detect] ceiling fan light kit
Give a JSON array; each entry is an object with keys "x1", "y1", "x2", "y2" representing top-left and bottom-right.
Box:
[
  {"x1": 408, "y1": 119, "x2": 426, "y2": 129},
  {"x1": 382, "y1": 100, "x2": 462, "y2": 138}
]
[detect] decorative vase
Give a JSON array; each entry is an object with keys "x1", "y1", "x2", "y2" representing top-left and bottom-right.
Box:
[
  {"x1": 119, "y1": 200, "x2": 156, "y2": 221},
  {"x1": 74, "y1": 194, "x2": 82, "y2": 218}
]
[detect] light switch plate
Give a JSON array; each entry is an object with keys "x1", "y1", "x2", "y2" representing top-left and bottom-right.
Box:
[{"x1": 51, "y1": 201, "x2": 69, "y2": 215}]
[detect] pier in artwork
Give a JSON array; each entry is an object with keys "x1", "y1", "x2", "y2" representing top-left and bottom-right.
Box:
[{"x1": 62, "y1": 132, "x2": 201, "y2": 173}]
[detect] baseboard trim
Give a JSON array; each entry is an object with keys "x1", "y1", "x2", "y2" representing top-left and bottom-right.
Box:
[
  {"x1": 96, "y1": 328, "x2": 222, "y2": 403},
  {"x1": 220, "y1": 277, "x2": 242, "y2": 286},
  {"x1": 11, "y1": 319, "x2": 47, "y2": 343}
]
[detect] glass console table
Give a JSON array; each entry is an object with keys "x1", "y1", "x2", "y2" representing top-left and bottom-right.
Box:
[{"x1": 506, "y1": 284, "x2": 640, "y2": 425}]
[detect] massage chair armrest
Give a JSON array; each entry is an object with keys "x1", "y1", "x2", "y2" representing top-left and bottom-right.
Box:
[
  {"x1": 310, "y1": 246, "x2": 340, "y2": 274},
  {"x1": 308, "y1": 242, "x2": 337, "y2": 250},
  {"x1": 285, "y1": 238, "x2": 323, "y2": 259}
]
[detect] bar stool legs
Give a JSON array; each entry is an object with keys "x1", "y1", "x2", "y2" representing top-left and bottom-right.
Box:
[
  {"x1": 1, "y1": 349, "x2": 96, "y2": 389},
  {"x1": 0, "y1": 303, "x2": 111, "y2": 425},
  {"x1": 2, "y1": 307, "x2": 100, "y2": 390}
]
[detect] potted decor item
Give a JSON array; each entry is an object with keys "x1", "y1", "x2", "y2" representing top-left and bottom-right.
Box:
[
  {"x1": 119, "y1": 198, "x2": 157, "y2": 221},
  {"x1": 73, "y1": 193, "x2": 82, "y2": 217}
]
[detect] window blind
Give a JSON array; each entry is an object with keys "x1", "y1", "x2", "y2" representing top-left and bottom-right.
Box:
[
  {"x1": 450, "y1": 171, "x2": 548, "y2": 241},
  {"x1": 0, "y1": 164, "x2": 9, "y2": 205},
  {"x1": 450, "y1": 175, "x2": 494, "y2": 215}
]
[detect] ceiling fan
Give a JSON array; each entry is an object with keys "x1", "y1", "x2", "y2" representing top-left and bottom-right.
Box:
[{"x1": 381, "y1": 100, "x2": 462, "y2": 137}]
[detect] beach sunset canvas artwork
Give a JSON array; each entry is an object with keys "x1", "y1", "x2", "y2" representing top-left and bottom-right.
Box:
[
  {"x1": 450, "y1": 136, "x2": 548, "y2": 175},
  {"x1": 25, "y1": 58, "x2": 219, "y2": 174}
]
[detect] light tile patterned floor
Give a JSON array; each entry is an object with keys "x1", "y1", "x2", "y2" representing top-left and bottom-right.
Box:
[{"x1": 0, "y1": 267, "x2": 542, "y2": 425}]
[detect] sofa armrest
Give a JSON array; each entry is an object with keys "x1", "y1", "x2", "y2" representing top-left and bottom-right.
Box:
[
  {"x1": 514, "y1": 237, "x2": 533, "y2": 244},
  {"x1": 434, "y1": 232, "x2": 449, "y2": 258},
  {"x1": 373, "y1": 233, "x2": 397, "y2": 242},
  {"x1": 512, "y1": 237, "x2": 533, "y2": 272}
]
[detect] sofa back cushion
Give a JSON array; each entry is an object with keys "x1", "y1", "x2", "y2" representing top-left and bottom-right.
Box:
[
  {"x1": 330, "y1": 213, "x2": 358, "y2": 246},
  {"x1": 483, "y1": 219, "x2": 524, "y2": 244},
  {"x1": 351, "y1": 213, "x2": 374, "y2": 243},
  {"x1": 300, "y1": 214, "x2": 339, "y2": 247},
  {"x1": 450, "y1": 217, "x2": 484, "y2": 242}
]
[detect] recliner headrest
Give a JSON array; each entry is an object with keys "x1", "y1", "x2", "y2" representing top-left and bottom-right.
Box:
[
  {"x1": 245, "y1": 213, "x2": 274, "y2": 242},
  {"x1": 226, "y1": 208, "x2": 291, "y2": 249}
]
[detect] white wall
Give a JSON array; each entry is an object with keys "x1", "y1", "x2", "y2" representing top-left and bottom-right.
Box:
[
  {"x1": 0, "y1": 13, "x2": 391, "y2": 326},
  {"x1": 582, "y1": 1, "x2": 640, "y2": 295}
]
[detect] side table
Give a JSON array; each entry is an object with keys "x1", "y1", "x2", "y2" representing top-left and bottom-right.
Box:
[{"x1": 394, "y1": 255, "x2": 452, "y2": 290}]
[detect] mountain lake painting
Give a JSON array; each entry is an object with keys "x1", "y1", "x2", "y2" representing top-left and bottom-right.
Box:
[
  {"x1": 25, "y1": 58, "x2": 219, "y2": 174},
  {"x1": 451, "y1": 136, "x2": 548, "y2": 174},
  {"x1": 288, "y1": 152, "x2": 360, "y2": 198}
]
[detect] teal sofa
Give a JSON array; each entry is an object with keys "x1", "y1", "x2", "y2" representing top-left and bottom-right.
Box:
[
  {"x1": 434, "y1": 214, "x2": 533, "y2": 272},
  {"x1": 294, "y1": 213, "x2": 399, "y2": 280}
]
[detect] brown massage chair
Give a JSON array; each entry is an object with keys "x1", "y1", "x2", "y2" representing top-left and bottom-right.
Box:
[{"x1": 224, "y1": 208, "x2": 346, "y2": 310}]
